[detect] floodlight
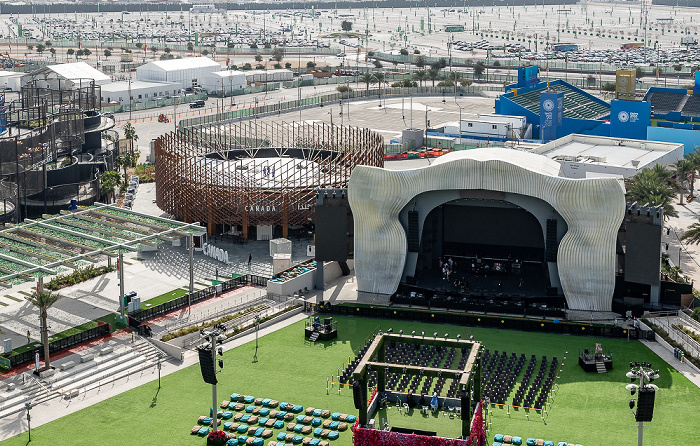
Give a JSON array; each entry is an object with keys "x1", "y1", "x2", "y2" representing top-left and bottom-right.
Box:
[
  {"x1": 411, "y1": 330, "x2": 416, "y2": 336},
  {"x1": 387, "y1": 328, "x2": 393, "y2": 333},
  {"x1": 629, "y1": 399, "x2": 635, "y2": 410},
  {"x1": 444, "y1": 333, "x2": 449, "y2": 339},
  {"x1": 456, "y1": 334, "x2": 461, "y2": 339},
  {"x1": 433, "y1": 332, "x2": 438, "y2": 339}
]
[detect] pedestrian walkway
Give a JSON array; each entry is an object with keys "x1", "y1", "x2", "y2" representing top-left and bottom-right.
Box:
[{"x1": 640, "y1": 339, "x2": 700, "y2": 388}]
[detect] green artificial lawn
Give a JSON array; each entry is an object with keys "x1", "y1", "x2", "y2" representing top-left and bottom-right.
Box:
[
  {"x1": 140, "y1": 288, "x2": 189, "y2": 308},
  {"x1": 1, "y1": 316, "x2": 697, "y2": 446}
]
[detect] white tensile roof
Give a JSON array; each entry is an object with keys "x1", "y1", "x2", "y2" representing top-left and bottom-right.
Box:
[
  {"x1": 144, "y1": 57, "x2": 221, "y2": 72},
  {"x1": 46, "y1": 62, "x2": 111, "y2": 84}
]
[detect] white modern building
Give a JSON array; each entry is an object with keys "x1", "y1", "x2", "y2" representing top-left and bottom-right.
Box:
[
  {"x1": 243, "y1": 69, "x2": 293, "y2": 84},
  {"x1": 21, "y1": 62, "x2": 111, "y2": 89},
  {"x1": 0, "y1": 71, "x2": 23, "y2": 91},
  {"x1": 529, "y1": 134, "x2": 684, "y2": 179},
  {"x1": 100, "y1": 80, "x2": 183, "y2": 104},
  {"x1": 437, "y1": 114, "x2": 532, "y2": 141},
  {"x1": 136, "y1": 57, "x2": 221, "y2": 89},
  {"x1": 201, "y1": 71, "x2": 247, "y2": 95},
  {"x1": 348, "y1": 148, "x2": 626, "y2": 311}
]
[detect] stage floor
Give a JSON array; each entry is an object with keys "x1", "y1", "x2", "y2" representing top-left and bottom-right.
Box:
[{"x1": 414, "y1": 263, "x2": 549, "y2": 298}]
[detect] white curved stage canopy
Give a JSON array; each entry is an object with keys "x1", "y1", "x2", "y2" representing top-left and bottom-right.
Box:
[{"x1": 348, "y1": 148, "x2": 626, "y2": 311}]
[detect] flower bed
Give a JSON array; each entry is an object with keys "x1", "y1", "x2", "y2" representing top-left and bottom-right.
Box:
[{"x1": 352, "y1": 401, "x2": 486, "y2": 446}]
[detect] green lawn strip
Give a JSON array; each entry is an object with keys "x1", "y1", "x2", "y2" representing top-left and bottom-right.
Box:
[
  {"x1": 195, "y1": 281, "x2": 210, "y2": 287},
  {"x1": 4, "y1": 315, "x2": 123, "y2": 359},
  {"x1": 47, "y1": 321, "x2": 99, "y2": 343},
  {"x1": 0, "y1": 301, "x2": 7, "y2": 307},
  {"x1": 96, "y1": 313, "x2": 127, "y2": 332},
  {"x1": 139, "y1": 288, "x2": 189, "y2": 308},
  {"x1": 1, "y1": 317, "x2": 698, "y2": 446},
  {"x1": 16, "y1": 291, "x2": 32, "y2": 297},
  {"x1": 4, "y1": 295, "x2": 22, "y2": 302}
]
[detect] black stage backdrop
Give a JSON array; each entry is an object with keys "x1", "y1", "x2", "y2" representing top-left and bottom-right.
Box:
[{"x1": 443, "y1": 205, "x2": 543, "y2": 248}]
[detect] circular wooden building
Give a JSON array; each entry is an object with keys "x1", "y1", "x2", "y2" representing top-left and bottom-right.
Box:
[{"x1": 154, "y1": 120, "x2": 384, "y2": 238}]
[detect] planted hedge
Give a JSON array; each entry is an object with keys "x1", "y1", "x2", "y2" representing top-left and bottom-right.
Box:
[{"x1": 46, "y1": 265, "x2": 116, "y2": 290}]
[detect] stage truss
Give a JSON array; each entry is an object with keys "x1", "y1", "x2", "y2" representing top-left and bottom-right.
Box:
[{"x1": 155, "y1": 120, "x2": 384, "y2": 236}]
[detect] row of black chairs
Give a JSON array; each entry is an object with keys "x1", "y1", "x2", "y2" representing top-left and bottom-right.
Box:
[{"x1": 512, "y1": 355, "x2": 538, "y2": 406}]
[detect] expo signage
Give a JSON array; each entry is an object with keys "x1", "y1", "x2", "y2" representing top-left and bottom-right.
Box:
[{"x1": 202, "y1": 243, "x2": 229, "y2": 264}]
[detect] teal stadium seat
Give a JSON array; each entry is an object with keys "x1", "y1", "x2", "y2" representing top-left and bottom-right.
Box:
[
  {"x1": 227, "y1": 439, "x2": 238, "y2": 446},
  {"x1": 313, "y1": 409, "x2": 322, "y2": 417},
  {"x1": 273, "y1": 420, "x2": 284, "y2": 429},
  {"x1": 238, "y1": 436, "x2": 249, "y2": 445},
  {"x1": 222, "y1": 411, "x2": 233, "y2": 419},
  {"x1": 244, "y1": 396, "x2": 255, "y2": 404},
  {"x1": 246, "y1": 406, "x2": 255, "y2": 413},
  {"x1": 237, "y1": 425, "x2": 249, "y2": 433},
  {"x1": 292, "y1": 435, "x2": 303, "y2": 444},
  {"x1": 198, "y1": 427, "x2": 210, "y2": 436}
]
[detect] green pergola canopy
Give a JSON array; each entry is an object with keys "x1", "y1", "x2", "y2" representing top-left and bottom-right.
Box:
[{"x1": 0, "y1": 203, "x2": 201, "y2": 288}]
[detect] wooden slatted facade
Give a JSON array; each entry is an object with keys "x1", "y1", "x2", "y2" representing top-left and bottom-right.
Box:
[{"x1": 154, "y1": 121, "x2": 383, "y2": 237}]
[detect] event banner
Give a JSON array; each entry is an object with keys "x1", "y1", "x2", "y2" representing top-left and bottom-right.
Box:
[{"x1": 540, "y1": 91, "x2": 564, "y2": 142}]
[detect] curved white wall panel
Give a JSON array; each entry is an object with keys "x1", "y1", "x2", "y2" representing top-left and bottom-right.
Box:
[{"x1": 348, "y1": 148, "x2": 625, "y2": 311}]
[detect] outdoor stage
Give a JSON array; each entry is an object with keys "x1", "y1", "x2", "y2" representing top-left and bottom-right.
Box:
[{"x1": 305, "y1": 317, "x2": 338, "y2": 341}]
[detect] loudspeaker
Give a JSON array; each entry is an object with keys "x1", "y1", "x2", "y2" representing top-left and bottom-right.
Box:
[
  {"x1": 460, "y1": 395, "x2": 470, "y2": 420},
  {"x1": 198, "y1": 345, "x2": 217, "y2": 385},
  {"x1": 546, "y1": 219, "x2": 558, "y2": 262},
  {"x1": 352, "y1": 381, "x2": 365, "y2": 410},
  {"x1": 635, "y1": 387, "x2": 655, "y2": 422},
  {"x1": 407, "y1": 211, "x2": 420, "y2": 253}
]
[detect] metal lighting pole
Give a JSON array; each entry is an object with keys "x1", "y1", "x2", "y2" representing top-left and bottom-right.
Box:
[
  {"x1": 118, "y1": 252, "x2": 125, "y2": 318},
  {"x1": 625, "y1": 362, "x2": 660, "y2": 446},
  {"x1": 25, "y1": 401, "x2": 31, "y2": 442}
]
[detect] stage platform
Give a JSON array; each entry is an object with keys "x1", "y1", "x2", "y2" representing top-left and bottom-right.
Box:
[
  {"x1": 297, "y1": 272, "x2": 636, "y2": 339},
  {"x1": 304, "y1": 317, "x2": 338, "y2": 341}
]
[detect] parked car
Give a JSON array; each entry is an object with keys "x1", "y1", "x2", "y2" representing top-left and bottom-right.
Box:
[{"x1": 189, "y1": 100, "x2": 206, "y2": 109}]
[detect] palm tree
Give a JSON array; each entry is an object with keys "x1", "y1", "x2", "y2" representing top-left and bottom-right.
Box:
[
  {"x1": 625, "y1": 164, "x2": 678, "y2": 218},
  {"x1": 672, "y1": 159, "x2": 694, "y2": 205},
  {"x1": 116, "y1": 152, "x2": 139, "y2": 186},
  {"x1": 684, "y1": 147, "x2": 700, "y2": 199},
  {"x1": 25, "y1": 290, "x2": 62, "y2": 370},
  {"x1": 681, "y1": 218, "x2": 700, "y2": 245},
  {"x1": 360, "y1": 73, "x2": 375, "y2": 90},
  {"x1": 100, "y1": 170, "x2": 122, "y2": 203},
  {"x1": 123, "y1": 122, "x2": 139, "y2": 154},
  {"x1": 427, "y1": 68, "x2": 441, "y2": 87},
  {"x1": 413, "y1": 70, "x2": 427, "y2": 87}
]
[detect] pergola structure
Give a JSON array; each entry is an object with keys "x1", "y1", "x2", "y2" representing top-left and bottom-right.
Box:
[
  {"x1": 352, "y1": 332, "x2": 483, "y2": 438},
  {"x1": 0, "y1": 203, "x2": 201, "y2": 316}
]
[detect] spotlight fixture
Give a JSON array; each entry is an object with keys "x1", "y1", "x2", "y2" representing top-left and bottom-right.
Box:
[
  {"x1": 399, "y1": 330, "x2": 403, "y2": 335},
  {"x1": 629, "y1": 399, "x2": 635, "y2": 410},
  {"x1": 456, "y1": 334, "x2": 461, "y2": 340},
  {"x1": 387, "y1": 328, "x2": 393, "y2": 333},
  {"x1": 411, "y1": 330, "x2": 416, "y2": 336},
  {"x1": 444, "y1": 333, "x2": 449, "y2": 339},
  {"x1": 433, "y1": 332, "x2": 438, "y2": 339},
  {"x1": 421, "y1": 331, "x2": 425, "y2": 338}
]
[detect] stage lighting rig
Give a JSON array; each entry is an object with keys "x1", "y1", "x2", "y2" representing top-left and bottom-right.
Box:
[{"x1": 624, "y1": 361, "x2": 660, "y2": 445}]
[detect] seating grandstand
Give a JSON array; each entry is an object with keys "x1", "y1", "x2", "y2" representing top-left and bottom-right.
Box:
[
  {"x1": 681, "y1": 94, "x2": 700, "y2": 117},
  {"x1": 508, "y1": 83, "x2": 610, "y2": 120},
  {"x1": 645, "y1": 91, "x2": 688, "y2": 114}
]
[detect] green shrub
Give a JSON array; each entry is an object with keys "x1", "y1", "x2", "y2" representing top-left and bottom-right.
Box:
[
  {"x1": 46, "y1": 265, "x2": 116, "y2": 291},
  {"x1": 642, "y1": 318, "x2": 700, "y2": 368}
]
